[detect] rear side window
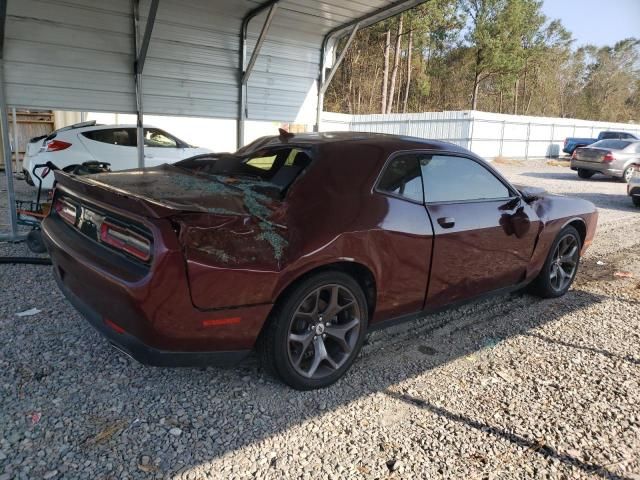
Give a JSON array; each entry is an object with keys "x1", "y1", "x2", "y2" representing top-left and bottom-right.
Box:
[
  {"x1": 82, "y1": 128, "x2": 136, "y2": 146},
  {"x1": 420, "y1": 155, "x2": 510, "y2": 203},
  {"x1": 377, "y1": 156, "x2": 423, "y2": 202}
]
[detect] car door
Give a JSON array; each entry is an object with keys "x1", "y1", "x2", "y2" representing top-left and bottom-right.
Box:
[
  {"x1": 419, "y1": 153, "x2": 540, "y2": 309},
  {"x1": 374, "y1": 154, "x2": 434, "y2": 320},
  {"x1": 142, "y1": 128, "x2": 187, "y2": 165}
]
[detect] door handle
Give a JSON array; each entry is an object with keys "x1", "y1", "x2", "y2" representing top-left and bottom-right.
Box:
[{"x1": 437, "y1": 217, "x2": 455, "y2": 228}]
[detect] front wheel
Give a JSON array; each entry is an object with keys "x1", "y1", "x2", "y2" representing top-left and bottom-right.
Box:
[
  {"x1": 259, "y1": 271, "x2": 368, "y2": 390},
  {"x1": 632, "y1": 196, "x2": 640, "y2": 207},
  {"x1": 578, "y1": 169, "x2": 595, "y2": 179},
  {"x1": 529, "y1": 226, "x2": 581, "y2": 298}
]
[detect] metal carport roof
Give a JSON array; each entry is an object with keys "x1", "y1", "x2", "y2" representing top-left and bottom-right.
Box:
[{"x1": 1, "y1": 0, "x2": 427, "y2": 240}]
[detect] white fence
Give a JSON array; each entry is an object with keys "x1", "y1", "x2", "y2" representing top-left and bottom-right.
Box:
[{"x1": 320, "y1": 111, "x2": 640, "y2": 159}]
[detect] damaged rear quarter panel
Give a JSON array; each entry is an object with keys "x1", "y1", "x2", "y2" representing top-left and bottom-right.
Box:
[{"x1": 179, "y1": 212, "x2": 291, "y2": 309}]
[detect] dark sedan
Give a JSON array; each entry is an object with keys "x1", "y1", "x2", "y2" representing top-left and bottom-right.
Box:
[{"x1": 42, "y1": 132, "x2": 598, "y2": 390}]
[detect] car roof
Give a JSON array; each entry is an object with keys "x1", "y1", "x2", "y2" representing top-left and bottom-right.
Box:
[
  {"x1": 238, "y1": 131, "x2": 470, "y2": 155},
  {"x1": 80, "y1": 124, "x2": 157, "y2": 131}
]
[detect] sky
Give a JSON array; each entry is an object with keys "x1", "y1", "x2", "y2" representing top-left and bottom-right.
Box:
[{"x1": 542, "y1": 0, "x2": 640, "y2": 48}]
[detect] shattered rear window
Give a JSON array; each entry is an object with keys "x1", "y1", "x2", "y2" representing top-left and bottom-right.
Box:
[{"x1": 175, "y1": 147, "x2": 312, "y2": 192}]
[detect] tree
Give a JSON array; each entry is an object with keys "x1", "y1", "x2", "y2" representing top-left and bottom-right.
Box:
[
  {"x1": 323, "y1": 1, "x2": 640, "y2": 123},
  {"x1": 386, "y1": 14, "x2": 404, "y2": 113}
]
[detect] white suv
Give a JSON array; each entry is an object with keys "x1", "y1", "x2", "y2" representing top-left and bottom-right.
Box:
[{"x1": 24, "y1": 121, "x2": 212, "y2": 190}]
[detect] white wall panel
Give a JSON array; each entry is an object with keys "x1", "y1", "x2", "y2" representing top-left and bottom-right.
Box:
[{"x1": 323, "y1": 110, "x2": 640, "y2": 159}]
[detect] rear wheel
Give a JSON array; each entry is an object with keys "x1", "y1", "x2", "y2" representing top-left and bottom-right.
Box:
[
  {"x1": 623, "y1": 167, "x2": 633, "y2": 183},
  {"x1": 529, "y1": 226, "x2": 581, "y2": 298},
  {"x1": 577, "y1": 169, "x2": 595, "y2": 179},
  {"x1": 26, "y1": 229, "x2": 47, "y2": 254},
  {"x1": 259, "y1": 271, "x2": 368, "y2": 390}
]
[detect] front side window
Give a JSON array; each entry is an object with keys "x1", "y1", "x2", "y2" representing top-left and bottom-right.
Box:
[
  {"x1": 420, "y1": 155, "x2": 510, "y2": 203},
  {"x1": 377, "y1": 155, "x2": 423, "y2": 202},
  {"x1": 144, "y1": 129, "x2": 178, "y2": 148}
]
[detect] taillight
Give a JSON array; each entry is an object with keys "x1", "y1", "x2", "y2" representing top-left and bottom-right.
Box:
[
  {"x1": 54, "y1": 198, "x2": 77, "y2": 225},
  {"x1": 100, "y1": 220, "x2": 151, "y2": 261},
  {"x1": 571, "y1": 149, "x2": 578, "y2": 159},
  {"x1": 603, "y1": 152, "x2": 614, "y2": 163},
  {"x1": 45, "y1": 140, "x2": 72, "y2": 152}
]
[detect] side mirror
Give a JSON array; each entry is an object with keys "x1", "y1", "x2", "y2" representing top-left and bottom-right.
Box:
[{"x1": 519, "y1": 186, "x2": 546, "y2": 203}]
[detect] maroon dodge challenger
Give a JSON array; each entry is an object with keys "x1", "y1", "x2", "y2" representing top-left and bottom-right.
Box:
[{"x1": 42, "y1": 132, "x2": 598, "y2": 390}]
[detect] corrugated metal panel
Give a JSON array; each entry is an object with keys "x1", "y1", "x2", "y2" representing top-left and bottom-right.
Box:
[
  {"x1": 4, "y1": 0, "x2": 420, "y2": 123},
  {"x1": 322, "y1": 111, "x2": 640, "y2": 159}
]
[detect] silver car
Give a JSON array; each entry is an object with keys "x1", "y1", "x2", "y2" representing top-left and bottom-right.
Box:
[
  {"x1": 571, "y1": 139, "x2": 640, "y2": 183},
  {"x1": 628, "y1": 163, "x2": 640, "y2": 207}
]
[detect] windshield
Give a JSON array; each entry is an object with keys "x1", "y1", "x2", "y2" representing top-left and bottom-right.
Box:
[
  {"x1": 175, "y1": 146, "x2": 312, "y2": 192},
  {"x1": 589, "y1": 140, "x2": 632, "y2": 150}
]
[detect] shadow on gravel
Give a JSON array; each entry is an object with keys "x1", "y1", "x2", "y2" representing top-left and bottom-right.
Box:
[
  {"x1": 524, "y1": 332, "x2": 640, "y2": 366},
  {"x1": 520, "y1": 171, "x2": 619, "y2": 183},
  {"x1": 385, "y1": 390, "x2": 633, "y2": 480},
  {"x1": 2, "y1": 276, "x2": 609, "y2": 477}
]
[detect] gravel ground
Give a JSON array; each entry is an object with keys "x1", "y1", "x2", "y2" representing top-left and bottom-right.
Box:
[{"x1": 1, "y1": 161, "x2": 639, "y2": 480}]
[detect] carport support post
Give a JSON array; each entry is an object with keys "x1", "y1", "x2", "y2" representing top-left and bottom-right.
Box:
[
  {"x1": 315, "y1": 24, "x2": 359, "y2": 132},
  {"x1": 0, "y1": 65, "x2": 19, "y2": 241},
  {"x1": 0, "y1": 0, "x2": 20, "y2": 241},
  {"x1": 0, "y1": 68, "x2": 18, "y2": 241},
  {"x1": 132, "y1": 0, "x2": 159, "y2": 169},
  {"x1": 238, "y1": 1, "x2": 279, "y2": 150},
  {"x1": 11, "y1": 107, "x2": 18, "y2": 170}
]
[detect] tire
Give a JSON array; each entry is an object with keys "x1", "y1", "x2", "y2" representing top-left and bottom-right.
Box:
[
  {"x1": 258, "y1": 271, "x2": 368, "y2": 390},
  {"x1": 622, "y1": 167, "x2": 633, "y2": 183},
  {"x1": 577, "y1": 169, "x2": 594, "y2": 179},
  {"x1": 632, "y1": 196, "x2": 640, "y2": 208},
  {"x1": 529, "y1": 225, "x2": 581, "y2": 299},
  {"x1": 26, "y1": 229, "x2": 47, "y2": 254}
]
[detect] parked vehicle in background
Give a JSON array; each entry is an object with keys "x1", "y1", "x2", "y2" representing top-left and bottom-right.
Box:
[
  {"x1": 42, "y1": 132, "x2": 597, "y2": 390},
  {"x1": 628, "y1": 163, "x2": 640, "y2": 207},
  {"x1": 570, "y1": 139, "x2": 640, "y2": 182},
  {"x1": 563, "y1": 131, "x2": 639, "y2": 155},
  {"x1": 24, "y1": 121, "x2": 211, "y2": 190}
]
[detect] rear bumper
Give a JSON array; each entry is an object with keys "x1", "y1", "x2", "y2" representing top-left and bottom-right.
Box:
[
  {"x1": 42, "y1": 211, "x2": 271, "y2": 367},
  {"x1": 570, "y1": 159, "x2": 622, "y2": 177},
  {"x1": 53, "y1": 269, "x2": 250, "y2": 367}
]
